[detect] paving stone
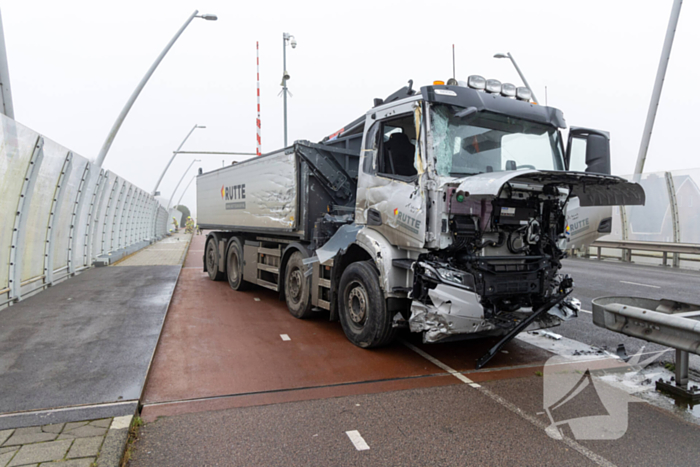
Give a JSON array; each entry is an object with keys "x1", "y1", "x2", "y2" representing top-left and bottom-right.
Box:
[
  {"x1": 0, "y1": 446, "x2": 18, "y2": 455},
  {"x1": 58, "y1": 425, "x2": 107, "y2": 439},
  {"x1": 59, "y1": 459, "x2": 95, "y2": 467},
  {"x1": 89, "y1": 419, "x2": 112, "y2": 429},
  {"x1": 7, "y1": 439, "x2": 71, "y2": 466},
  {"x1": 41, "y1": 423, "x2": 65, "y2": 434},
  {"x1": 0, "y1": 429, "x2": 13, "y2": 446},
  {"x1": 3, "y1": 428, "x2": 56, "y2": 446},
  {"x1": 63, "y1": 421, "x2": 89, "y2": 431},
  {"x1": 67, "y1": 436, "x2": 103, "y2": 459},
  {"x1": 0, "y1": 447, "x2": 18, "y2": 466}
]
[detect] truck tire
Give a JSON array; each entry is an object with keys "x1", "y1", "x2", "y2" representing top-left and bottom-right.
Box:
[
  {"x1": 284, "y1": 251, "x2": 313, "y2": 319},
  {"x1": 205, "y1": 237, "x2": 225, "y2": 281},
  {"x1": 226, "y1": 238, "x2": 248, "y2": 291},
  {"x1": 338, "y1": 261, "x2": 396, "y2": 348}
]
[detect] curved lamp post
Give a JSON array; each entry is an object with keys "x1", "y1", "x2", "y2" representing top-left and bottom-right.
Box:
[
  {"x1": 494, "y1": 52, "x2": 539, "y2": 104},
  {"x1": 167, "y1": 159, "x2": 200, "y2": 210},
  {"x1": 95, "y1": 10, "x2": 217, "y2": 167},
  {"x1": 153, "y1": 124, "x2": 205, "y2": 195}
]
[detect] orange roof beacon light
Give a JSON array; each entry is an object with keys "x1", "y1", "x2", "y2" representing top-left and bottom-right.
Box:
[{"x1": 433, "y1": 80, "x2": 445, "y2": 85}]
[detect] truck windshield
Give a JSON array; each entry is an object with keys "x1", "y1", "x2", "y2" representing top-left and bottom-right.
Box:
[{"x1": 431, "y1": 104, "x2": 564, "y2": 177}]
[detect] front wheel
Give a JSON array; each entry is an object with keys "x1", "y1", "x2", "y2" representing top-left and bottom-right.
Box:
[
  {"x1": 205, "y1": 237, "x2": 225, "y2": 281},
  {"x1": 338, "y1": 261, "x2": 396, "y2": 348}
]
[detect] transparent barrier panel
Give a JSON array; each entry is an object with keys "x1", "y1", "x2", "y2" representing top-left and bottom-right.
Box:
[
  {"x1": 625, "y1": 172, "x2": 673, "y2": 242},
  {"x1": 0, "y1": 117, "x2": 40, "y2": 291},
  {"x1": 51, "y1": 155, "x2": 88, "y2": 272},
  {"x1": 93, "y1": 172, "x2": 116, "y2": 257},
  {"x1": 20, "y1": 138, "x2": 69, "y2": 282},
  {"x1": 671, "y1": 169, "x2": 700, "y2": 244}
]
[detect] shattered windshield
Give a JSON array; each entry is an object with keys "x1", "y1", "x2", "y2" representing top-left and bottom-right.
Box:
[{"x1": 431, "y1": 104, "x2": 564, "y2": 177}]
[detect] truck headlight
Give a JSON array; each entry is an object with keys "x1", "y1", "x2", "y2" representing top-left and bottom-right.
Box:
[{"x1": 437, "y1": 268, "x2": 469, "y2": 287}]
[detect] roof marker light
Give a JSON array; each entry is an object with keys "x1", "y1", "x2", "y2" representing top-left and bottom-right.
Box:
[
  {"x1": 433, "y1": 80, "x2": 445, "y2": 85},
  {"x1": 485, "y1": 79, "x2": 502, "y2": 94},
  {"x1": 501, "y1": 83, "x2": 516, "y2": 97},
  {"x1": 467, "y1": 75, "x2": 486, "y2": 90}
]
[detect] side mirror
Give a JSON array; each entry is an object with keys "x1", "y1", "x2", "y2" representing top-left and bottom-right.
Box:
[{"x1": 566, "y1": 127, "x2": 611, "y2": 175}]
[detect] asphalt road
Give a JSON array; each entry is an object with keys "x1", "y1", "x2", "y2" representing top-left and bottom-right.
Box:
[{"x1": 129, "y1": 251, "x2": 700, "y2": 467}]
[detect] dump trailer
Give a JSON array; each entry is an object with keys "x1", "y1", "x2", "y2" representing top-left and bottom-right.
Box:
[{"x1": 197, "y1": 76, "x2": 645, "y2": 367}]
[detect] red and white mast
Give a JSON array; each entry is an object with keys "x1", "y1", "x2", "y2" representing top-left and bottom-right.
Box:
[{"x1": 256, "y1": 41, "x2": 262, "y2": 156}]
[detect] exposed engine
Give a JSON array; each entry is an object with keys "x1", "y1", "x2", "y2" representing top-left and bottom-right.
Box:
[{"x1": 409, "y1": 180, "x2": 580, "y2": 346}]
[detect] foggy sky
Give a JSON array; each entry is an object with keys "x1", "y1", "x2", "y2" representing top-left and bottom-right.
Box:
[{"x1": 3, "y1": 0, "x2": 699, "y2": 216}]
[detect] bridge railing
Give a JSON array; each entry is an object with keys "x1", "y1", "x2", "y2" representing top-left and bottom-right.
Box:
[
  {"x1": 0, "y1": 113, "x2": 168, "y2": 308},
  {"x1": 585, "y1": 168, "x2": 700, "y2": 268}
]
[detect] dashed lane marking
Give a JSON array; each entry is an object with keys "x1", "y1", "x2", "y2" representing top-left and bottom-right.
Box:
[
  {"x1": 345, "y1": 430, "x2": 370, "y2": 451},
  {"x1": 401, "y1": 340, "x2": 618, "y2": 467},
  {"x1": 280, "y1": 334, "x2": 291, "y2": 341},
  {"x1": 619, "y1": 280, "x2": 661, "y2": 289},
  {"x1": 254, "y1": 298, "x2": 261, "y2": 302}
]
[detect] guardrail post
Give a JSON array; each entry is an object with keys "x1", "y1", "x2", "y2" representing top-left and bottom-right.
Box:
[
  {"x1": 9, "y1": 136, "x2": 44, "y2": 301},
  {"x1": 619, "y1": 206, "x2": 631, "y2": 262},
  {"x1": 110, "y1": 181, "x2": 127, "y2": 252},
  {"x1": 664, "y1": 172, "x2": 681, "y2": 267},
  {"x1": 101, "y1": 178, "x2": 120, "y2": 255},
  {"x1": 43, "y1": 151, "x2": 73, "y2": 286},
  {"x1": 676, "y1": 349, "x2": 689, "y2": 389},
  {"x1": 85, "y1": 170, "x2": 107, "y2": 267},
  {"x1": 68, "y1": 162, "x2": 91, "y2": 275}
]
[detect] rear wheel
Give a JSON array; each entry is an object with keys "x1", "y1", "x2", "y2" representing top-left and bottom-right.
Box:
[
  {"x1": 284, "y1": 251, "x2": 313, "y2": 319},
  {"x1": 338, "y1": 261, "x2": 396, "y2": 348},
  {"x1": 205, "y1": 237, "x2": 225, "y2": 281},
  {"x1": 226, "y1": 239, "x2": 248, "y2": 290}
]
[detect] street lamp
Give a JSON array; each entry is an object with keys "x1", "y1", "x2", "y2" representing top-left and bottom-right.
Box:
[
  {"x1": 95, "y1": 10, "x2": 217, "y2": 167},
  {"x1": 167, "y1": 159, "x2": 201, "y2": 210},
  {"x1": 494, "y1": 52, "x2": 539, "y2": 104},
  {"x1": 281, "y1": 32, "x2": 296, "y2": 147},
  {"x1": 152, "y1": 124, "x2": 205, "y2": 195}
]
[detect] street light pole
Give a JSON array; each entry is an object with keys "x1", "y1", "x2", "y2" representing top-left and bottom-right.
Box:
[
  {"x1": 175, "y1": 174, "x2": 196, "y2": 208},
  {"x1": 494, "y1": 52, "x2": 539, "y2": 104},
  {"x1": 95, "y1": 10, "x2": 217, "y2": 167},
  {"x1": 634, "y1": 0, "x2": 683, "y2": 177},
  {"x1": 152, "y1": 124, "x2": 205, "y2": 195},
  {"x1": 167, "y1": 159, "x2": 201, "y2": 210},
  {"x1": 281, "y1": 32, "x2": 296, "y2": 147}
]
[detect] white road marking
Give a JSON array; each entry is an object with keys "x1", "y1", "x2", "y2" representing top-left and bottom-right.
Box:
[
  {"x1": 280, "y1": 334, "x2": 291, "y2": 341},
  {"x1": 345, "y1": 430, "x2": 370, "y2": 451},
  {"x1": 402, "y1": 340, "x2": 618, "y2": 467},
  {"x1": 402, "y1": 341, "x2": 480, "y2": 388},
  {"x1": 254, "y1": 298, "x2": 261, "y2": 301},
  {"x1": 619, "y1": 280, "x2": 661, "y2": 289},
  {"x1": 580, "y1": 309, "x2": 592, "y2": 314}
]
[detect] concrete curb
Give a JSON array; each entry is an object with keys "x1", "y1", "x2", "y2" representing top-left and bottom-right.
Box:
[{"x1": 97, "y1": 414, "x2": 132, "y2": 467}]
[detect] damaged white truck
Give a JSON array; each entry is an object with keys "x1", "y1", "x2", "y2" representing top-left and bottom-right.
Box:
[{"x1": 197, "y1": 77, "x2": 644, "y2": 368}]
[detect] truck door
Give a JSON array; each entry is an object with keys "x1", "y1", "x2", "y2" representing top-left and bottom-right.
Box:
[{"x1": 356, "y1": 103, "x2": 426, "y2": 249}]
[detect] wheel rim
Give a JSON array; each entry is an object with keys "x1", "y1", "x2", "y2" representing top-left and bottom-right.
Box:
[
  {"x1": 346, "y1": 281, "x2": 368, "y2": 326},
  {"x1": 228, "y1": 250, "x2": 239, "y2": 284},
  {"x1": 206, "y1": 242, "x2": 217, "y2": 272},
  {"x1": 287, "y1": 268, "x2": 303, "y2": 304}
]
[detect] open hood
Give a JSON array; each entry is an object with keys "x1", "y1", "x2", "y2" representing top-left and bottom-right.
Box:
[{"x1": 454, "y1": 170, "x2": 645, "y2": 207}]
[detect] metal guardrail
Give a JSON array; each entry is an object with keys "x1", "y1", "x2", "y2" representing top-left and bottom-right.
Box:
[
  {"x1": 592, "y1": 296, "x2": 700, "y2": 401},
  {"x1": 589, "y1": 239, "x2": 700, "y2": 267}
]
